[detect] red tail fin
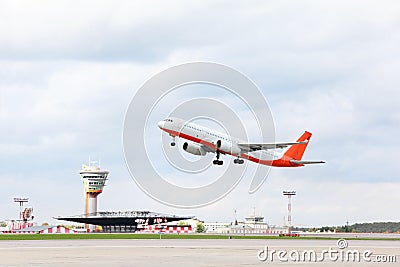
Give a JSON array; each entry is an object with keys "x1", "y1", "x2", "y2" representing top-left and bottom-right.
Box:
[{"x1": 283, "y1": 131, "x2": 312, "y2": 160}]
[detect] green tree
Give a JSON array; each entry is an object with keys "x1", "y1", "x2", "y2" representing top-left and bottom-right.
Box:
[
  {"x1": 195, "y1": 222, "x2": 205, "y2": 233},
  {"x1": 178, "y1": 221, "x2": 189, "y2": 226}
]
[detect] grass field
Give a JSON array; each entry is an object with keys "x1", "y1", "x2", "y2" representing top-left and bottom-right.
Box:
[{"x1": 1, "y1": 233, "x2": 400, "y2": 241}]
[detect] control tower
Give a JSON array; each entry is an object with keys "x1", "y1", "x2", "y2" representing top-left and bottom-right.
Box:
[{"x1": 80, "y1": 162, "x2": 109, "y2": 232}]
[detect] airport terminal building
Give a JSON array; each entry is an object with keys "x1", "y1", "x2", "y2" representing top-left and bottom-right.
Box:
[
  {"x1": 204, "y1": 215, "x2": 289, "y2": 235},
  {"x1": 55, "y1": 211, "x2": 192, "y2": 233}
]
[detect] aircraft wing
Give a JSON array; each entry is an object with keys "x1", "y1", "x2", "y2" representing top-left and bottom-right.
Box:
[{"x1": 237, "y1": 141, "x2": 307, "y2": 152}]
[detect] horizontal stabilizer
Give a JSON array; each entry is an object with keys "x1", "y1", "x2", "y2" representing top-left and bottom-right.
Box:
[{"x1": 290, "y1": 160, "x2": 325, "y2": 165}]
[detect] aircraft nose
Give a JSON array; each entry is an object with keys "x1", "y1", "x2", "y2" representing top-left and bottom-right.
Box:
[{"x1": 157, "y1": 121, "x2": 164, "y2": 129}]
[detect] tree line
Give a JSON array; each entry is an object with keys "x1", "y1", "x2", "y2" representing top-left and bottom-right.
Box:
[{"x1": 293, "y1": 222, "x2": 400, "y2": 233}]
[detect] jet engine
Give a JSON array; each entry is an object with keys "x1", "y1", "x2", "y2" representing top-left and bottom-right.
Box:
[{"x1": 183, "y1": 142, "x2": 207, "y2": 156}]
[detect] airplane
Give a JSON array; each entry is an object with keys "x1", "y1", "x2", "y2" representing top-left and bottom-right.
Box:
[{"x1": 157, "y1": 117, "x2": 325, "y2": 167}]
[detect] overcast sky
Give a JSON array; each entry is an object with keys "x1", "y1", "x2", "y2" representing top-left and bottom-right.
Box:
[{"x1": 1, "y1": 1, "x2": 400, "y2": 227}]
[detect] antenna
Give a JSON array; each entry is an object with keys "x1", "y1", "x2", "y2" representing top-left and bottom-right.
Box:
[
  {"x1": 234, "y1": 209, "x2": 237, "y2": 225},
  {"x1": 253, "y1": 207, "x2": 256, "y2": 228}
]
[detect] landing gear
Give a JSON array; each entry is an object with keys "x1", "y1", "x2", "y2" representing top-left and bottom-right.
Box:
[
  {"x1": 213, "y1": 151, "x2": 223, "y2": 165},
  {"x1": 170, "y1": 136, "x2": 176, "y2": 146},
  {"x1": 234, "y1": 158, "x2": 244, "y2": 164},
  {"x1": 213, "y1": 159, "x2": 223, "y2": 165}
]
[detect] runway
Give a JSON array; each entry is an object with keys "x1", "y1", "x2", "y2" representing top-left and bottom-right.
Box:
[{"x1": 0, "y1": 239, "x2": 399, "y2": 266}]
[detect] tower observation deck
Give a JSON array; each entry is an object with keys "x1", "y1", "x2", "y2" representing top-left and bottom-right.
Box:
[{"x1": 80, "y1": 162, "x2": 109, "y2": 231}]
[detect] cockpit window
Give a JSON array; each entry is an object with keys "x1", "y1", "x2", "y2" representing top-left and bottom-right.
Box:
[{"x1": 164, "y1": 119, "x2": 173, "y2": 122}]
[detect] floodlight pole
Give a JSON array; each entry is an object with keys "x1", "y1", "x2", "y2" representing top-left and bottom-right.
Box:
[
  {"x1": 283, "y1": 191, "x2": 296, "y2": 234},
  {"x1": 13, "y1": 197, "x2": 29, "y2": 221}
]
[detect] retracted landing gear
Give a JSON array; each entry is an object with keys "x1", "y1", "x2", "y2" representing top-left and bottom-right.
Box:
[{"x1": 212, "y1": 151, "x2": 223, "y2": 165}]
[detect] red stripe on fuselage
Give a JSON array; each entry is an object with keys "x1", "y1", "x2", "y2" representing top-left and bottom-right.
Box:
[{"x1": 160, "y1": 128, "x2": 302, "y2": 167}]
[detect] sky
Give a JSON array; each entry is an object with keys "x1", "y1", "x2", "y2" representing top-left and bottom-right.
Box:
[{"x1": 1, "y1": 1, "x2": 400, "y2": 227}]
